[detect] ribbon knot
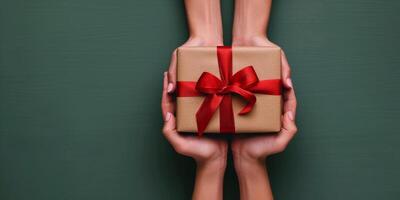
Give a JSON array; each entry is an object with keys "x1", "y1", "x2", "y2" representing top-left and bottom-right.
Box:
[
  {"x1": 195, "y1": 65, "x2": 259, "y2": 117},
  {"x1": 217, "y1": 85, "x2": 229, "y2": 94}
]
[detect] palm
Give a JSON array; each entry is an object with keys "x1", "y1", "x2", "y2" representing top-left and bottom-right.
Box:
[
  {"x1": 232, "y1": 134, "x2": 282, "y2": 159},
  {"x1": 181, "y1": 136, "x2": 227, "y2": 162}
]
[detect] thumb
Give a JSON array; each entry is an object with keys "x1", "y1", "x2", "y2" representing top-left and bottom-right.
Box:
[
  {"x1": 162, "y1": 112, "x2": 186, "y2": 151},
  {"x1": 167, "y1": 50, "x2": 177, "y2": 93},
  {"x1": 276, "y1": 111, "x2": 298, "y2": 147}
]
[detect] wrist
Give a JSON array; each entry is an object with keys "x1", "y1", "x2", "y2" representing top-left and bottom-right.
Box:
[
  {"x1": 185, "y1": 0, "x2": 223, "y2": 47},
  {"x1": 193, "y1": 155, "x2": 226, "y2": 200},
  {"x1": 196, "y1": 154, "x2": 227, "y2": 174},
  {"x1": 232, "y1": 33, "x2": 265, "y2": 45},
  {"x1": 233, "y1": 152, "x2": 266, "y2": 175},
  {"x1": 231, "y1": 35, "x2": 277, "y2": 47},
  {"x1": 186, "y1": 35, "x2": 223, "y2": 46},
  {"x1": 233, "y1": 154, "x2": 273, "y2": 200}
]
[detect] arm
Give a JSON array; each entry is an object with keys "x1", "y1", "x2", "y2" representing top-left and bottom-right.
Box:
[
  {"x1": 185, "y1": 0, "x2": 223, "y2": 44},
  {"x1": 234, "y1": 156, "x2": 273, "y2": 200},
  {"x1": 193, "y1": 158, "x2": 226, "y2": 200},
  {"x1": 232, "y1": 0, "x2": 274, "y2": 46},
  {"x1": 167, "y1": 0, "x2": 224, "y2": 93},
  {"x1": 177, "y1": 3, "x2": 225, "y2": 198},
  {"x1": 163, "y1": 3, "x2": 225, "y2": 199},
  {"x1": 232, "y1": 1, "x2": 298, "y2": 195}
]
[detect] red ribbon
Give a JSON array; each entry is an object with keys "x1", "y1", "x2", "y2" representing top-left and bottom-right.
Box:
[{"x1": 177, "y1": 46, "x2": 282, "y2": 135}]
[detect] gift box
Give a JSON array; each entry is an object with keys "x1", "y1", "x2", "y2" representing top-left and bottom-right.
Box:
[{"x1": 176, "y1": 46, "x2": 282, "y2": 135}]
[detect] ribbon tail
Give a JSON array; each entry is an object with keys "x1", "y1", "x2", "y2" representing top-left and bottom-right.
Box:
[
  {"x1": 250, "y1": 79, "x2": 282, "y2": 95},
  {"x1": 226, "y1": 85, "x2": 257, "y2": 115},
  {"x1": 196, "y1": 94, "x2": 224, "y2": 136},
  {"x1": 219, "y1": 95, "x2": 235, "y2": 133},
  {"x1": 237, "y1": 90, "x2": 256, "y2": 115}
]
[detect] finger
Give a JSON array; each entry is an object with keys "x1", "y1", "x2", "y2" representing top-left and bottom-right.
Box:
[
  {"x1": 281, "y1": 51, "x2": 297, "y2": 117},
  {"x1": 161, "y1": 72, "x2": 174, "y2": 117},
  {"x1": 283, "y1": 78, "x2": 297, "y2": 117},
  {"x1": 162, "y1": 112, "x2": 187, "y2": 153},
  {"x1": 167, "y1": 50, "x2": 177, "y2": 93},
  {"x1": 281, "y1": 51, "x2": 291, "y2": 80},
  {"x1": 275, "y1": 111, "x2": 298, "y2": 149},
  {"x1": 163, "y1": 71, "x2": 168, "y2": 91},
  {"x1": 283, "y1": 76, "x2": 293, "y2": 90}
]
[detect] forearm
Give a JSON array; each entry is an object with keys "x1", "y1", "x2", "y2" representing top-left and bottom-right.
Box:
[
  {"x1": 234, "y1": 157, "x2": 273, "y2": 200},
  {"x1": 184, "y1": 0, "x2": 223, "y2": 44},
  {"x1": 192, "y1": 159, "x2": 226, "y2": 200},
  {"x1": 232, "y1": 0, "x2": 272, "y2": 43}
]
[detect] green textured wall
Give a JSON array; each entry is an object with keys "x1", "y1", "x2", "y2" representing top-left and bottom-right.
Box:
[{"x1": 1, "y1": 0, "x2": 399, "y2": 199}]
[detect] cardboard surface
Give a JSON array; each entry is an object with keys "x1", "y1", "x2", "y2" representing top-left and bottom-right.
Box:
[{"x1": 176, "y1": 47, "x2": 282, "y2": 133}]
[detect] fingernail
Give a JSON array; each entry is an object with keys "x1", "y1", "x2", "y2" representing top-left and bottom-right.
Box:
[
  {"x1": 287, "y1": 78, "x2": 293, "y2": 88},
  {"x1": 287, "y1": 111, "x2": 294, "y2": 121},
  {"x1": 167, "y1": 83, "x2": 174, "y2": 93},
  {"x1": 165, "y1": 112, "x2": 171, "y2": 122},
  {"x1": 164, "y1": 71, "x2": 167, "y2": 76}
]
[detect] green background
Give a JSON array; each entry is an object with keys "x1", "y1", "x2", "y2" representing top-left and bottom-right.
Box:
[{"x1": 1, "y1": 0, "x2": 399, "y2": 199}]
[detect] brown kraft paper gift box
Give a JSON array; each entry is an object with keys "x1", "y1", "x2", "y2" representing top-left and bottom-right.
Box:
[{"x1": 176, "y1": 46, "x2": 282, "y2": 134}]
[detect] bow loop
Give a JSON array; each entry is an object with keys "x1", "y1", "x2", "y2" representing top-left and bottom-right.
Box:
[
  {"x1": 224, "y1": 85, "x2": 257, "y2": 115},
  {"x1": 230, "y1": 66, "x2": 259, "y2": 89},
  {"x1": 195, "y1": 72, "x2": 223, "y2": 94}
]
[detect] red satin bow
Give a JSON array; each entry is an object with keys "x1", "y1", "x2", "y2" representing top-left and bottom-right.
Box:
[{"x1": 177, "y1": 46, "x2": 281, "y2": 135}]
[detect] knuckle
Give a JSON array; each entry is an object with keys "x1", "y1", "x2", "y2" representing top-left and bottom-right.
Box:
[
  {"x1": 292, "y1": 125, "x2": 298, "y2": 134},
  {"x1": 276, "y1": 139, "x2": 289, "y2": 152},
  {"x1": 162, "y1": 127, "x2": 169, "y2": 135},
  {"x1": 168, "y1": 70, "x2": 176, "y2": 79},
  {"x1": 276, "y1": 142, "x2": 288, "y2": 153},
  {"x1": 292, "y1": 101, "x2": 297, "y2": 109}
]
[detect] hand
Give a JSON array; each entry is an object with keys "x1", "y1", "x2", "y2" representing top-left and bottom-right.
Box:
[
  {"x1": 231, "y1": 41, "x2": 298, "y2": 162},
  {"x1": 161, "y1": 71, "x2": 227, "y2": 166},
  {"x1": 165, "y1": 37, "x2": 223, "y2": 94},
  {"x1": 163, "y1": 16, "x2": 225, "y2": 161},
  {"x1": 162, "y1": 35, "x2": 225, "y2": 165},
  {"x1": 163, "y1": 17, "x2": 224, "y2": 163}
]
